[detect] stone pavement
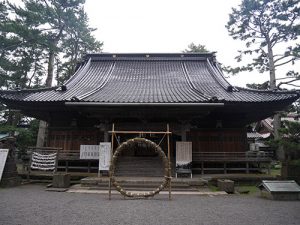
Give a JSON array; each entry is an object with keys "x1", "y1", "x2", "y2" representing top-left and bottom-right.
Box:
[{"x1": 1, "y1": 184, "x2": 300, "y2": 225}]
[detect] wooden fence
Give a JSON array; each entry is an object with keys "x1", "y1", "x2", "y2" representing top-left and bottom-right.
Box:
[{"x1": 192, "y1": 151, "x2": 273, "y2": 174}]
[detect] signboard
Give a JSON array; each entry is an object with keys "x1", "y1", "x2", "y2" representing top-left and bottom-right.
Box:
[
  {"x1": 0, "y1": 149, "x2": 9, "y2": 181},
  {"x1": 80, "y1": 145, "x2": 99, "y2": 159},
  {"x1": 99, "y1": 142, "x2": 111, "y2": 171}
]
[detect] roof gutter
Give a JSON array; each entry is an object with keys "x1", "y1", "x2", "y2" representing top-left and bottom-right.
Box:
[{"x1": 65, "y1": 102, "x2": 224, "y2": 107}]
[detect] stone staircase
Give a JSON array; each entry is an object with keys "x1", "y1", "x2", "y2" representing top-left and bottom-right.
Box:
[
  {"x1": 79, "y1": 156, "x2": 208, "y2": 192},
  {"x1": 114, "y1": 156, "x2": 175, "y2": 177}
]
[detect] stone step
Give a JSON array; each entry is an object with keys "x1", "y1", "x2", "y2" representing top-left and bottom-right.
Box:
[
  {"x1": 80, "y1": 177, "x2": 208, "y2": 191},
  {"x1": 87, "y1": 186, "x2": 199, "y2": 192}
]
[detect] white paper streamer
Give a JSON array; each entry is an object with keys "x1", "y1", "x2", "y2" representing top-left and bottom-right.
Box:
[{"x1": 31, "y1": 152, "x2": 57, "y2": 171}]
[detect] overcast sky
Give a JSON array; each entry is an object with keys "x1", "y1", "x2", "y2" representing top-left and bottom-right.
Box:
[{"x1": 84, "y1": 0, "x2": 299, "y2": 88}]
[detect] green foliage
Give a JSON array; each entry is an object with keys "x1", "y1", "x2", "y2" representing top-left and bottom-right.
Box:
[
  {"x1": 226, "y1": 0, "x2": 300, "y2": 87},
  {"x1": 236, "y1": 185, "x2": 259, "y2": 195},
  {"x1": 0, "y1": 0, "x2": 103, "y2": 130},
  {"x1": 183, "y1": 42, "x2": 209, "y2": 53},
  {"x1": 290, "y1": 100, "x2": 300, "y2": 114},
  {"x1": 246, "y1": 81, "x2": 269, "y2": 89},
  {"x1": 0, "y1": 119, "x2": 39, "y2": 158},
  {"x1": 289, "y1": 159, "x2": 300, "y2": 166},
  {"x1": 55, "y1": 6, "x2": 103, "y2": 84},
  {"x1": 269, "y1": 120, "x2": 300, "y2": 160},
  {"x1": 1, "y1": 0, "x2": 103, "y2": 89},
  {"x1": 16, "y1": 119, "x2": 39, "y2": 151}
]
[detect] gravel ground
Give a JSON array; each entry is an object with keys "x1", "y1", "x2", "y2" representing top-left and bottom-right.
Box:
[{"x1": 0, "y1": 184, "x2": 300, "y2": 225}]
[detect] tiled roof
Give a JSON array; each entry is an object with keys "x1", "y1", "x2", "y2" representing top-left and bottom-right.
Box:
[{"x1": 0, "y1": 53, "x2": 299, "y2": 104}]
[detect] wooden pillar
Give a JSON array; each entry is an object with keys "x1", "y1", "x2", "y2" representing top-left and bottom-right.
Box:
[
  {"x1": 201, "y1": 162, "x2": 204, "y2": 175},
  {"x1": 109, "y1": 123, "x2": 114, "y2": 200},
  {"x1": 180, "y1": 122, "x2": 190, "y2": 142},
  {"x1": 54, "y1": 149, "x2": 59, "y2": 173},
  {"x1": 88, "y1": 161, "x2": 91, "y2": 173},
  {"x1": 224, "y1": 163, "x2": 227, "y2": 174},
  {"x1": 167, "y1": 124, "x2": 171, "y2": 200},
  {"x1": 104, "y1": 132, "x2": 109, "y2": 142},
  {"x1": 246, "y1": 162, "x2": 249, "y2": 174},
  {"x1": 27, "y1": 151, "x2": 32, "y2": 182},
  {"x1": 103, "y1": 122, "x2": 109, "y2": 142},
  {"x1": 65, "y1": 161, "x2": 68, "y2": 173}
]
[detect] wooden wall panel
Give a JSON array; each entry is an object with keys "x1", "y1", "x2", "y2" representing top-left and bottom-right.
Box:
[
  {"x1": 48, "y1": 130, "x2": 102, "y2": 151},
  {"x1": 187, "y1": 129, "x2": 247, "y2": 153}
]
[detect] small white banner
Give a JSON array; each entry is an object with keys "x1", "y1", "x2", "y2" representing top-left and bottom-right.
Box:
[
  {"x1": 99, "y1": 142, "x2": 111, "y2": 171},
  {"x1": 0, "y1": 149, "x2": 9, "y2": 181},
  {"x1": 80, "y1": 145, "x2": 99, "y2": 159},
  {"x1": 176, "y1": 142, "x2": 192, "y2": 166}
]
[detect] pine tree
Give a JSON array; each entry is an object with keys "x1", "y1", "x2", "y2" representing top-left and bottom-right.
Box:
[
  {"x1": 1, "y1": 0, "x2": 103, "y2": 147},
  {"x1": 226, "y1": 0, "x2": 300, "y2": 140},
  {"x1": 8, "y1": 0, "x2": 102, "y2": 87},
  {"x1": 226, "y1": 0, "x2": 300, "y2": 89},
  {"x1": 183, "y1": 43, "x2": 209, "y2": 53}
]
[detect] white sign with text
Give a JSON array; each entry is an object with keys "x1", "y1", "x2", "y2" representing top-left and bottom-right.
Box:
[
  {"x1": 80, "y1": 145, "x2": 99, "y2": 159},
  {"x1": 99, "y1": 142, "x2": 111, "y2": 171},
  {"x1": 0, "y1": 149, "x2": 9, "y2": 181}
]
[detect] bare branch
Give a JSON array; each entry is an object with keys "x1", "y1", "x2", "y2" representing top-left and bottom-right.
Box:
[
  {"x1": 277, "y1": 78, "x2": 300, "y2": 88},
  {"x1": 281, "y1": 83, "x2": 300, "y2": 88},
  {"x1": 274, "y1": 54, "x2": 292, "y2": 64},
  {"x1": 274, "y1": 58, "x2": 295, "y2": 68},
  {"x1": 276, "y1": 77, "x2": 296, "y2": 81}
]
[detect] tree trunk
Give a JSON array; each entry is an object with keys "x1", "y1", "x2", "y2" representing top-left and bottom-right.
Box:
[
  {"x1": 267, "y1": 40, "x2": 281, "y2": 140},
  {"x1": 37, "y1": 24, "x2": 64, "y2": 147},
  {"x1": 267, "y1": 40, "x2": 276, "y2": 90},
  {"x1": 273, "y1": 113, "x2": 281, "y2": 139},
  {"x1": 37, "y1": 44, "x2": 56, "y2": 147},
  {"x1": 45, "y1": 49, "x2": 55, "y2": 87},
  {"x1": 36, "y1": 120, "x2": 48, "y2": 147}
]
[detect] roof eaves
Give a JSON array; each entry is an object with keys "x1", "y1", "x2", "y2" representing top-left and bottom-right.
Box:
[{"x1": 237, "y1": 87, "x2": 300, "y2": 95}]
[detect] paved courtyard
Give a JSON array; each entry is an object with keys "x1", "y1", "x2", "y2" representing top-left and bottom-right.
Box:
[{"x1": 1, "y1": 184, "x2": 300, "y2": 225}]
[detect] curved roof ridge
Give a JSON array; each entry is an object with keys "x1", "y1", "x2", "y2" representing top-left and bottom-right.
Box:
[
  {"x1": 85, "y1": 52, "x2": 216, "y2": 62},
  {"x1": 214, "y1": 63, "x2": 239, "y2": 92},
  {"x1": 86, "y1": 52, "x2": 215, "y2": 58},
  {"x1": 64, "y1": 58, "x2": 92, "y2": 88},
  {"x1": 63, "y1": 64, "x2": 83, "y2": 86},
  {"x1": 181, "y1": 62, "x2": 213, "y2": 101},
  {"x1": 206, "y1": 58, "x2": 233, "y2": 92},
  {"x1": 76, "y1": 61, "x2": 116, "y2": 101}
]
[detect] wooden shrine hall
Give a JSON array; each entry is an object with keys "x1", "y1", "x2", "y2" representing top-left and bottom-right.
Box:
[{"x1": 0, "y1": 53, "x2": 299, "y2": 175}]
